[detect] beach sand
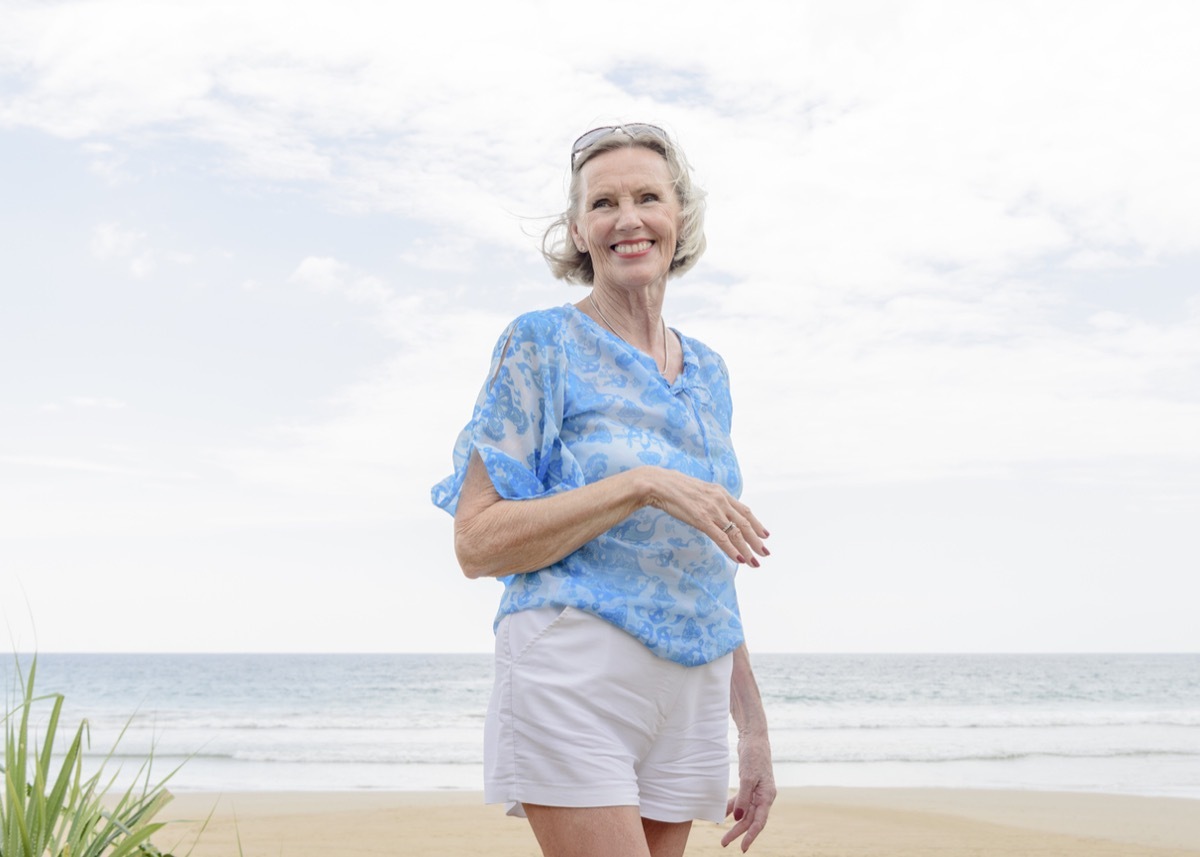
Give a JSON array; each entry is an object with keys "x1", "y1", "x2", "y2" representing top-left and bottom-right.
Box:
[{"x1": 158, "y1": 788, "x2": 1200, "y2": 856}]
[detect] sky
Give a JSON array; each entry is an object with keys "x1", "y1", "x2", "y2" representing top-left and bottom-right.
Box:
[{"x1": 1, "y1": 0, "x2": 1198, "y2": 654}]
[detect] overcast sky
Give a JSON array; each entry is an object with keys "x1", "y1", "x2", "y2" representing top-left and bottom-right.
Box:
[{"x1": 2, "y1": 1, "x2": 1198, "y2": 654}]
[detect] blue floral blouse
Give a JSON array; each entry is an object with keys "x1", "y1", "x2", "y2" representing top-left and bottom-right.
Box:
[{"x1": 431, "y1": 303, "x2": 744, "y2": 666}]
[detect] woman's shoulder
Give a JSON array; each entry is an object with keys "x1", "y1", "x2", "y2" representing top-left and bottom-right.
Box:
[
  {"x1": 502, "y1": 304, "x2": 576, "y2": 341},
  {"x1": 487, "y1": 305, "x2": 579, "y2": 371}
]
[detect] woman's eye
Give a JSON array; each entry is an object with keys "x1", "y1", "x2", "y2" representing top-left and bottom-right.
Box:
[
  {"x1": 641, "y1": 193, "x2": 659, "y2": 203},
  {"x1": 591, "y1": 198, "x2": 612, "y2": 209}
]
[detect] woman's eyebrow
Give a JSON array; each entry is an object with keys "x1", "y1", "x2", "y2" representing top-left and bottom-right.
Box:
[{"x1": 587, "y1": 180, "x2": 668, "y2": 198}]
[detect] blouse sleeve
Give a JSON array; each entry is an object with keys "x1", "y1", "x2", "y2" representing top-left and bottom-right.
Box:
[{"x1": 431, "y1": 312, "x2": 579, "y2": 516}]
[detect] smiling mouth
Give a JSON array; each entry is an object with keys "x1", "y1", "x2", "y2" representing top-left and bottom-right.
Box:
[{"x1": 613, "y1": 240, "x2": 653, "y2": 254}]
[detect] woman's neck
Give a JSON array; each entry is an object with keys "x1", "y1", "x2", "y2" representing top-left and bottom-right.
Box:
[{"x1": 580, "y1": 287, "x2": 677, "y2": 379}]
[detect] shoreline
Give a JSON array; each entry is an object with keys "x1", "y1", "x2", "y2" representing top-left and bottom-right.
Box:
[{"x1": 159, "y1": 787, "x2": 1200, "y2": 856}]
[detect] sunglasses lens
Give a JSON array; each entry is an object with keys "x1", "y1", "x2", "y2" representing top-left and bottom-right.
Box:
[
  {"x1": 625, "y1": 124, "x2": 669, "y2": 140},
  {"x1": 571, "y1": 124, "x2": 670, "y2": 166},
  {"x1": 572, "y1": 127, "x2": 612, "y2": 154}
]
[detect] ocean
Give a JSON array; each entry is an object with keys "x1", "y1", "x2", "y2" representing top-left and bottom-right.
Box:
[{"x1": 5, "y1": 653, "x2": 1198, "y2": 798}]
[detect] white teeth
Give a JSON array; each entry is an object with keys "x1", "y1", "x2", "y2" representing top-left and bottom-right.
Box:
[{"x1": 614, "y1": 240, "x2": 652, "y2": 253}]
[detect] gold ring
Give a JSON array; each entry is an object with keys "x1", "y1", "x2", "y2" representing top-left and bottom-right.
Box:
[{"x1": 722, "y1": 520, "x2": 737, "y2": 533}]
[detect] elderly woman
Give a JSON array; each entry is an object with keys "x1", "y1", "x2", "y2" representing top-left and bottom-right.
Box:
[{"x1": 432, "y1": 124, "x2": 775, "y2": 857}]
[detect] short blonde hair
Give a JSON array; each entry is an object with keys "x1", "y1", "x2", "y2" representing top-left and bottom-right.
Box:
[{"x1": 541, "y1": 127, "x2": 707, "y2": 284}]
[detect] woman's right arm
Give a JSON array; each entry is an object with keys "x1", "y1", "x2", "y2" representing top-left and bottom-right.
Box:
[{"x1": 454, "y1": 452, "x2": 768, "y2": 579}]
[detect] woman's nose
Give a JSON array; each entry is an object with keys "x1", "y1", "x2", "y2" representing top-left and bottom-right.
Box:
[{"x1": 615, "y1": 199, "x2": 642, "y2": 229}]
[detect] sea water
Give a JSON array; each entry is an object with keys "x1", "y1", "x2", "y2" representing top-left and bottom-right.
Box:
[{"x1": 5, "y1": 653, "x2": 1198, "y2": 797}]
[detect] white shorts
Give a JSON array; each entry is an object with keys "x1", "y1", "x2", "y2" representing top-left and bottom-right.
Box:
[{"x1": 484, "y1": 605, "x2": 734, "y2": 824}]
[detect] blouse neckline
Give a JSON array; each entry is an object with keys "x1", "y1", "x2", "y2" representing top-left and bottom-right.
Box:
[{"x1": 563, "y1": 302, "x2": 694, "y2": 389}]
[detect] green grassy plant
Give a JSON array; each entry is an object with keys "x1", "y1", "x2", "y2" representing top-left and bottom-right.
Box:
[{"x1": 1, "y1": 656, "x2": 177, "y2": 857}]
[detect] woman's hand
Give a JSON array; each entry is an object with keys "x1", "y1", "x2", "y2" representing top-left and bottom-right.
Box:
[
  {"x1": 722, "y1": 730, "x2": 776, "y2": 851},
  {"x1": 724, "y1": 645, "x2": 775, "y2": 851},
  {"x1": 643, "y1": 467, "x2": 770, "y2": 567}
]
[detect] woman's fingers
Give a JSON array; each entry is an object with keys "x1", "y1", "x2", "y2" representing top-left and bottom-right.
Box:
[
  {"x1": 719, "y1": 504, "x2": 769, "y2": 566},
  {"x1": 741, "y1": 505, "x2": 770, "y2": 542},
  {"x1": 710, "y1": 505, "x2": 769, "y2": 566},
  {"x1": 650, "y1": 467, "x2": 770, "y2": 566}
]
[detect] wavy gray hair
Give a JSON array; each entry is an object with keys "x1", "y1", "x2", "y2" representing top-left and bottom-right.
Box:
[{"x1": 541, "y1": 127, "x2": 707, "y2": 284}]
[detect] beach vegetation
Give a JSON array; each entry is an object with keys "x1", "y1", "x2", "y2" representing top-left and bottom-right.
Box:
[{"x1": 1, "y1": 656, "x2": 179, "y2": 857}]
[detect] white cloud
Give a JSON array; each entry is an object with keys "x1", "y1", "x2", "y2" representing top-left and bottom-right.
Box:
[
  {"x1": 287, "y1": 255, "x2": 434, "y2": 344},
  {"x1": 90, "y1": 221, "x2": 144, "y2": 258},
  {"x1": 290, "y1": 256, "x2": 390, "y2": 304},
  {"x1": 82, "y1": 141, "x2": 131, "y2": 185},
  {"x1": 397, "y1": 236, "x2": 480, "y2": 273},
  {"x1": 211, "y1": 301, "x2": 512, "y2": 514},
  {"x1": 86, "y1": 220, "x2": 198, "y2": 278}
]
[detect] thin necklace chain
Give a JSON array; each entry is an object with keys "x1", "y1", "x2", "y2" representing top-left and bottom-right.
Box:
[{"x1": 589, "y1": 295, "x2": 668, "y2": 374}]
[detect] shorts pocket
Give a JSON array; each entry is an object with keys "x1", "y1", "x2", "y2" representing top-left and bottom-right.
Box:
[{"x1": 510, "y1": 605, "x2": 572, "y2": 665}]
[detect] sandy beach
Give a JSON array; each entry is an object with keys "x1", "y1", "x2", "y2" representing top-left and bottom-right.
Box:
[{"x1": 158, "y1": 788, "x2": 1200, "y2": 856}]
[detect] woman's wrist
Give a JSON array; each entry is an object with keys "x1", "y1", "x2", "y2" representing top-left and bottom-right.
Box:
[
  {"x1": 737, "y1": 724, "x2": 771, "y2": 740},
  {"x1": 632, "y1": 464, "x2": 674, "y2": 512}
]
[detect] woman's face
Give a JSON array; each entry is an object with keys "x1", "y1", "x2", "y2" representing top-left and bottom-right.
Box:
[{"x1": 570, "y1": 146, "x2": 682, "y2": 293}]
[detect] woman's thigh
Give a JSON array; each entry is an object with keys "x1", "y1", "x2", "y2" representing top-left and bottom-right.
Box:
[{"x1": 523, "y1": 804, "x2": 692, "y2": 857}]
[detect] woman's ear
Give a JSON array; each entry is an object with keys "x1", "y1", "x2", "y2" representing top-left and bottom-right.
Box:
[{"x1": 569, "y1": 221, "x2": 587, "y2": 254}]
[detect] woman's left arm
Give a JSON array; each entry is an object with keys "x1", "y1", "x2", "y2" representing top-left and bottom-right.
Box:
[{"x1": 722, "y1": 644, "x2": 776, "y2": 852}]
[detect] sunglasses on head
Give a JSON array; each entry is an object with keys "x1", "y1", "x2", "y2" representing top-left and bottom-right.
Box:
[{"x1": 571, "y1": 124, "x2": 671, "y2": 169}]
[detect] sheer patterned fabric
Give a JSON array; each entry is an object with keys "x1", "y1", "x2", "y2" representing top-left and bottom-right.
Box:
[{"x1": 432, "y1": 304, "x2": 744, "y2": 666}]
